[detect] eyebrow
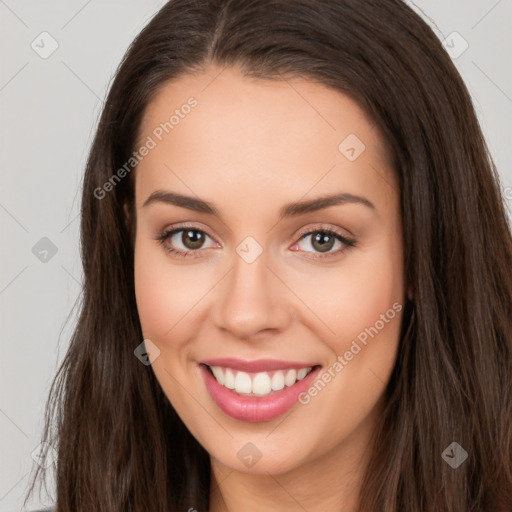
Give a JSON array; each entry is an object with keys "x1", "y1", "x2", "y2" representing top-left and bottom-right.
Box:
[{"x1": 142, "y1": 189, "x2": 376, "y2": 219}]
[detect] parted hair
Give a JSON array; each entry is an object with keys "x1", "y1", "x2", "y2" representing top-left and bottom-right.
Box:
[{"x1": 25, "y1": 1, "x2": 512, "y2": 510}]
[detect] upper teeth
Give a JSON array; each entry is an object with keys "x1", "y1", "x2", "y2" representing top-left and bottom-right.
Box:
[{"x1": 209, "y1": 366, "x2": 313, "y2": 396}]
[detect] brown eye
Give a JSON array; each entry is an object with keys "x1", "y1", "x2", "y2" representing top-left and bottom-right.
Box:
[
  {"x1": 155, "y1": 225, "x2": 219, "y2": 258},
  {"x1": 310, "y1": 232, "x2": 337, "y2": 253},
  {"x1": 292, "y1": 226, "x2": 356, "y2": 260},
  {"x1": 180, "y1": 229, "x2": 206, "y2": 250}
]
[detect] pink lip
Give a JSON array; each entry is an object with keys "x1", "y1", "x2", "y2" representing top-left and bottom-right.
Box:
[
  {"x1": 201, "y1": 357, "x2": 316, "y2": 372},
  {"x1": 199, "y1": 363, "x2": 322, "y2": 422}
]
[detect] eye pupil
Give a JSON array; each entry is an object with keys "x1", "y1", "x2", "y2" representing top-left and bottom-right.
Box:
[
  {"x1": 312, "y1": 232, "x2": 335, "y2": 253},
  {"x1": 183, "y1": 229, "x2": 204, "y2": 249}
]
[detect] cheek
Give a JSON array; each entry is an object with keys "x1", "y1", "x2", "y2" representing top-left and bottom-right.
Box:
[
  {"x1": 337, "y1": 262, "x2": 402, "y2": 346},
  {"x1": 134, "y1": 241, "x2": 194, "y2": 342},
  {"x1": 133, "y1": 244, "x2": 195, "y2": 403},
  {"x1": 133, "y1": 240, "x2": 220, "y2": 358},
  {"x1": 134, "y1": 242, "x2": 168, "y2": 339},
  {"x1": 290, "y1": 235, "x2": 404, "y2": 352},
  {"x1": 313, "y1": 233, "x2": 404, "y2": 413},
  {"x1": 295, "y1": 266, "x2": 403, "y2": 451}
]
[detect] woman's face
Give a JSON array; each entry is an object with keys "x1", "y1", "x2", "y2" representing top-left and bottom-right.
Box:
[{"x1": 131, "y1": 65, "x2": 405, "y2": 476}]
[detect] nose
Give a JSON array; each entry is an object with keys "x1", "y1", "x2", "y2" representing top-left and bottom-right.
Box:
[{"x1": 212, "y1": 244, "x2": 292, "y2": 341}]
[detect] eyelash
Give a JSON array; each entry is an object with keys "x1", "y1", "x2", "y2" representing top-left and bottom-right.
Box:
[{"x1": 153, "y1": 223, "x2": 357, "y2": 260}]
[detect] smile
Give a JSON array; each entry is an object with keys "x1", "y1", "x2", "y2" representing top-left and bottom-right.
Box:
[
  {"x1": 207, "y1": 365, "x2": 313, "y2": 396},
  {"x1": 199, "y1": 359, "x2": 322, "y2": 422}
]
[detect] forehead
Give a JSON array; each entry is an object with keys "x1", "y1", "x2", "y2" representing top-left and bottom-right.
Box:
[{"x1": 134, "y1": 66, "x2": 397, "y2": 210}]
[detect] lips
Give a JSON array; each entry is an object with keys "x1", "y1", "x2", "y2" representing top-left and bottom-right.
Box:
[{"x1": 199, "y1": 358, "x2": 322, "y2": 422}]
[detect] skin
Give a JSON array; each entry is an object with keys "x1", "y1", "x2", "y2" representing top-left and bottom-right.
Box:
[{"x1": 129, "y1": 64, "x2": 406, "y2": 512}]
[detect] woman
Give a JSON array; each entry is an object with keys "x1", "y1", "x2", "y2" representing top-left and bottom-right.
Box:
[{"x1": 25, "y1": 0, "x2": 512, "y2": 510}]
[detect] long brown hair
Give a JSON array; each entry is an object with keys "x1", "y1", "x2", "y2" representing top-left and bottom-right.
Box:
[{"x1": 25, "y1": 0, "x2": 512, "y2": 510}]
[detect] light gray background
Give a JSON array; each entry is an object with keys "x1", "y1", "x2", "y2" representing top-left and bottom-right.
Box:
[{"x1": 1, "y1": 1, "x2": 511, "y2": 510}]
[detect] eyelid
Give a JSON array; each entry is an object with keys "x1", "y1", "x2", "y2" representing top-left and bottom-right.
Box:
[
  {"x1": 157, "y1": 221, "x2": 218, "y2": 242},
  {"x1": 293, "y1": 223, "x2": 354, "y2": 243}
]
